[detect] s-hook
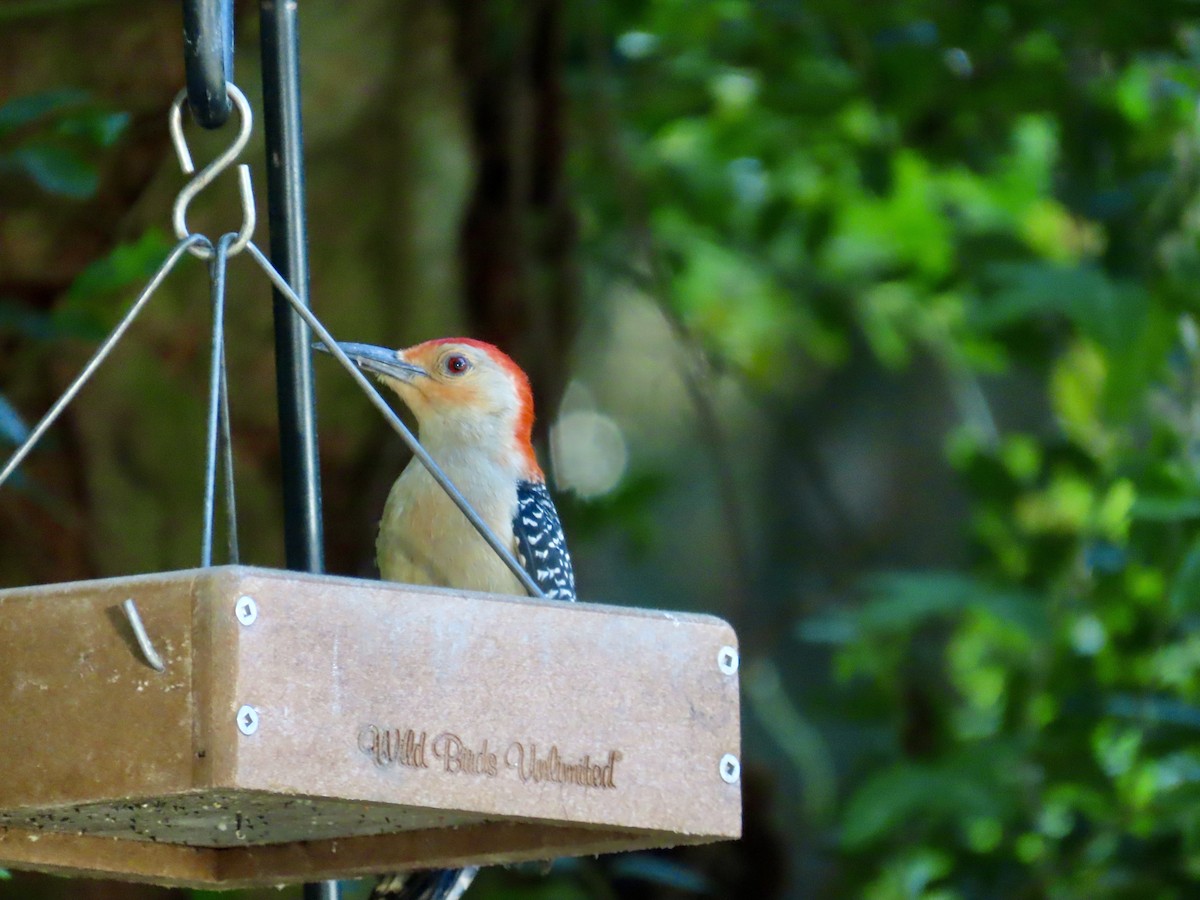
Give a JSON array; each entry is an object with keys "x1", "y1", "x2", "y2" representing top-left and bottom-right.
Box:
[{"x1": 170, "y1": 83, "x2": 256, "y2": 260}]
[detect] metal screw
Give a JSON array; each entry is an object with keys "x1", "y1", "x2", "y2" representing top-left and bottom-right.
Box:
[
  {"x1": 235, "y1": 595, "x2": 258, "y2": 626},
  {"x1": 719, "y1": 753, "x2": 740, "y2": 784},
  {"x1": 236, "y1": 705, "x2": 259, "y2": 735},
  {"x1": 717, "y1": 645, "x2": 739, "y2": 675}
]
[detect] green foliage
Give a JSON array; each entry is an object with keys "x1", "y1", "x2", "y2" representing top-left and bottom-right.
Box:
[
  {"x1": 54, "y1": 229, "x2": 174, "y2": 338},
  {"x1": 0, "y1": 89, "x2": 129, "y2": 199},
  {"x1": 581, "y1": 0, "x2": 1200, "y2": 896},
  {"x1": 605, "y1": 854, "x2": 712, "y2": 892},
  {"x1": 558, "y1": 470, "x2": 669, "y2": 555},
  {"x1": 0, "y1": 395, "x2": 29, "y2": 447},
  {"x1": 814, "y1": 395, "x2": 1200, "y2": 892},
  {"x1": 0, "y1": 226, "x2": 169, "y2": 507}
]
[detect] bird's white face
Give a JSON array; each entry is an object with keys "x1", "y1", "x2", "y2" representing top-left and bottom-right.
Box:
[
  {"x1": 330, "y1": 338, "x2": 538, "y2": 468},
  {"x1": 391, "y1": 340, "x2": 526, "y2": 428}
]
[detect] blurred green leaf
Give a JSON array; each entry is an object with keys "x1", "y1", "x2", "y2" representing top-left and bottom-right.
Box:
[
  {"x1": 607, "y1": 854, "x2": 712, "y2": 892},
  {"x1": 1169, "y1": 535, "x2": 1200, "y2": 614},
  {"x1": 862, "y1": 847, "x2": 954, "y2": 900},
  {"x1": 841, "y1": 757, "x2": 1016, "y2": 848},
  {"x1": 1131, "y1": 496, "x2": 1200, "y2": 522},
  {"x1": 0, "y1": 300, "x2": 59, "y2": 340},
  {"x1": 56, "y1": 108, "x2": 130, "y2": 147},
  {"x1": 745, "y1": 659, "x2": 837, "y2": 821},
  {"x1": 0, "y1": 394, "x2": 29, "y2": 447},
  {"x1": 64, "y1": 229, "x2": 173, "y2": 303},
  {"x1": 976, "y1": 262, "x2": 1148, "y2": 351},
  {"x1": 54, "y1": 229, "x2": 174, "y2": 337},
  {"x1": 800, "y1": 572, "x2": 1049, "y2": 644},
  {"x1": 9, "y1": 142, "x2": 98, "y2": 198},
  {"x1": 1106, "y1": 694, "x2": 1200, "y2": 731},
  {"x1": 0, "y1": 87, "x2": 88, "y2": 134}
]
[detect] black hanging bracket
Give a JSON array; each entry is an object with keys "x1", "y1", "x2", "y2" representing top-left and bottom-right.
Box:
[{"x1": 182, "y1": 0, "x2": 235, "y2": 129}]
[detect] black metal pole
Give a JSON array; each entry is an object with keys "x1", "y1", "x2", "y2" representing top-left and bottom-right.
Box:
[
  {"x1": 259, "y1": 4, "x2": 333, "y2": 899},
  {"x1": 260, "y1": 0, "x2": 325, "y2": 576},
  {"x1": 182, "y1": 0, "x2": 234, "y2": 128},
  {"x1": 302, "y1": 882, "x2": 341, "y2": 900}
]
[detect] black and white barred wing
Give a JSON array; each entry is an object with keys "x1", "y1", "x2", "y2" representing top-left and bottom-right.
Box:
[
  {"x1": 514, "y1": 480, "x2": 576, "y2": 601},
  {"x1": 370, "y1": 867, "x2": 478, "y2": 900}
]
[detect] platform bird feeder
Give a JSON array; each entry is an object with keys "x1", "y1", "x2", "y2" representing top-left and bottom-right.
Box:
[
  {"x1": 0, "y1": 0, "x2": 742, "y2": 890},
  {"x1": 0, "y1": 566, "x2": 741, "y2": 887}
]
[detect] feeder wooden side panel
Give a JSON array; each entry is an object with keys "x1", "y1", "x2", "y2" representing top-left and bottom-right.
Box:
[
  {"x1": 0, "y1": 819, "x2": 687, "y2": 889},
  {"x1": 222, "y1": 569, "x2": 742, "y2": 841},
  {"x1": 0, "y1": 566, "x2": 743, "y2": 888},
  {"x1": 0, "y1": 825, "x2": 218, "y2": 886},
  {"x1": 213, "y1": 821, "x2": 679, "y2": 887},
  {"x1": 0, "y1": 572, "x2": 198, "y2": 811},
  {"x1": 191, "y1": 568, "x2": 243, "y2": 793}
]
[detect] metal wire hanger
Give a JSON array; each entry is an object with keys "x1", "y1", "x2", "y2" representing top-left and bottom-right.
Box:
[{"x1": 0, "y1": 81, "x2": 545, "y2": 599}]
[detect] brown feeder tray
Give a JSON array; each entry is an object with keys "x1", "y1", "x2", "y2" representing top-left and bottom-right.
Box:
[{"x1": 0, "y1": 566, "x2": 742, "y2": 888}]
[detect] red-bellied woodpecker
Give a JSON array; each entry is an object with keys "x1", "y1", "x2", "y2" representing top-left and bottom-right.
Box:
[{"x1": 324, "y1": 337, "x2": 577, "y2": 900}]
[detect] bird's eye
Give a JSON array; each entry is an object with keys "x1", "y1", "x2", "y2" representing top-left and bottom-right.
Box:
[{"x1": 444, "y1": 354, "x2": 470, "y2": 375}]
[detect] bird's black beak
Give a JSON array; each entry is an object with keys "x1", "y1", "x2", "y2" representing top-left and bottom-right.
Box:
[{"x1": 313, "y1": 341, "x2": 427, "y2": 382}]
